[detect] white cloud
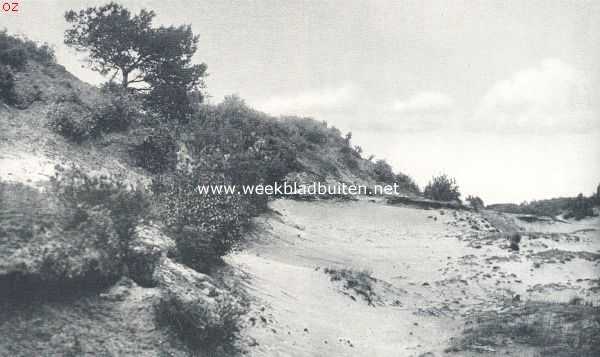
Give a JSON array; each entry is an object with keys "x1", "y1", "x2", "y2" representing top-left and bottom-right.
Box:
[
  {"x1": 390, "y1": 91, "x2": 455, "y2": 114},
  {"x1": 254, "y1": 83, "x2": 359, "y2": 116},
  {"x1": 474, "y1": 59, "x2": 597, "y2": 132},
  {"x1": 370, "y1": 91, "x2": 457, "y2": 132}
]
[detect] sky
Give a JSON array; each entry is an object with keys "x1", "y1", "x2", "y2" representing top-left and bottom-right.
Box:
[{"x1": 3, "y1": 0, "x2": 600, "y2": 203}]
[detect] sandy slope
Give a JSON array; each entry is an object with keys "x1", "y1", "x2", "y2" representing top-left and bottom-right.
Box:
[{"x1": 229, "y1": 198, "x2": 600, "y2": 356}]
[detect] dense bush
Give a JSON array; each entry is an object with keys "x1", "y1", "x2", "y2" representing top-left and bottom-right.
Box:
[
  {"x1": 131, "y1": 129, "x2": 178, "y2": 173},
  {"x1": 395, "y1": 173, "x2": 420, "y2": 193},
  {"x1": 490, "y1": 192, "x2": 598, "y2": 219},
  {"x1": 156, "y1": 169, "x2": 249, "y2": 272},
  {"x1": 192, "y1": 97, "x2": 299, "y2": 190},
  {"x1": 95, "y1": 86, "x2": 142, "y2": 132},
  {"x1": 0, "y1": 47, "x2": 27, "y2": 71},
  {"x1": 424, "y1": 174, "x2": 461, "y2": 202},
  {"x1": 145, "y1": 83, "x2": 195, "y2": 123},
  {"x1": 0, "y1": 166, "x2": 147, "y2": 291},
  {"x1": 47, "y1": 101, "x2": 97, "y2": 142},
  {"x1": 48, "y1": 88, "x2": 143, "y2": 142},
  {"x1": 154, "y1": 260, "x2": 244, "y2": 352},
  {"x1": 0, "y1": 30, "x2": 54, "y2": 106},
  {"x1": 151, "y1": 99, "x2": 301, "y2": 271},
  {"x1": 564, "y1": 194, "x2": 596, "y2": 220},
  {"x1": 0, "y1": 30, "x2": 55, "y2": 69},
  {"x1": 371, "y1": 160, "x2": 419, "y2": 193},
  {"x1": 373, "y1": 159, "x2": 396, "y2": 183},
  {"x1": 466, "y1": 195, "x2": 485, "y2": 210},
  {"x1": 50, "y1": 165, "x2": 148, "y2": 253},
  {"x1": 0, "y1": 64, "x2": 16, "y2": 104}
]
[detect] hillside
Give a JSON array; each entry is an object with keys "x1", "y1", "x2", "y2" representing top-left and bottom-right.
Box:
[
  {"x1": 0, "y1": 32, "x2": 419, "y2": 356},
  {"x1": 0, "y1": 33, "x2": 417, "y2": 195},
  {"x1": 1, "y1": 31, "x2": 599, "y2": 357}
]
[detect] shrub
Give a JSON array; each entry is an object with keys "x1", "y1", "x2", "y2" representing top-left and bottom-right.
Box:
[
  {"x1": 131, "y1": 129, "x2": 178, "y2": 173},
  {"x1": 0, "y1": 30, "x2": 55, "y2": 69},
  {"x1": 0, "y1": 167, "x2": 146, "y2": 294},
  {"x1": 508, "y1": 233, "x2": 521, "y2": 251},
  {"x1": 0, "y1": 64, "x2": 16, "y2": 104},
  {"x1": 94, "y1": 87, "x2": 142, "y2": 132},
  {"x1": 0, "y1": 47, "x2": 27, "y2": 70},
  {"x1": 467, "y1": 195, "x2": 485, "y2": 210},
  {"x1": 395, "y1": 173, "x2": 420, "y2": 193},
  {"x1": 154, "y1": 260, "x2": 244, "y2": 352},
  {"x1": 145, "y1": 83, "x2": 195, "y2": 123},
  {"x1": 371, "y1": 160, "x2": 419, "y2": 193},
  {"x1": 564, "y1": 193, "x2": 596, "y2": 220},
  {"x1": 48, "y1": 89, "x2": 142, "y2": 142},
  {"x1": 192, "y1": 100, "x2": 299, "y2": 191},
  {"x1": 47, "y1": 101, "x2": 97, "y2": 142},
  {"x1": 373, "y1": 159, "x2": 395, "y2": 183},
  {"x1": 156, "y1": 169, "x2": 249, "y2": 272},
  {"x1": 324, "y1": 267, "x2": 378, "y2": 306},
  {"x1": 50, "y1": 165, "x2": 149, "y2": 256},
  {"x1": 424, "y1": 174, "x2": 461, "y2": 202}
]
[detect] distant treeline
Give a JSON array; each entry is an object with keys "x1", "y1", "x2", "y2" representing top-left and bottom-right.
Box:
[{"x1": 489, "y1": 190, "x2": 600, "y2": 220}]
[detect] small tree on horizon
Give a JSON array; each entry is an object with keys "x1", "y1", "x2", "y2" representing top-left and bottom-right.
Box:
[{"x1": 423, "y1": 174, "x2": 461, "y2": 202}]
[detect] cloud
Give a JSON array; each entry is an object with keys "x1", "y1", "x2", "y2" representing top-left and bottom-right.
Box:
[
  {"x1": 474, "y1": 59, "x2": 597, "y2": 132},
  {"x1": 254, "y1": 83, "x2": 359, "y2": 116},
  {"x1": 390, "y1": 91, "x2": 455, "y2": 114},
  {"x1": 367, "y1": 91, "x2": 457, "y2": 132}
]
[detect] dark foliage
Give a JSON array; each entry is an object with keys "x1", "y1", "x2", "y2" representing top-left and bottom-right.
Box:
[
  {"x1": 373, "y1": 159, "x2": 396, "y2": 183},
  {"x1": 48, "y1": 89, "x2": 142, "y2": 142},
  {"x1": 95, "y1": 85, "x2": 142, "y2": 132},
  {"x1": 0, "y1": 167, "x2": 147, "y2": 295},
  {"x1": 47, "y1": 100, "x2": 98, "y2": 142},
  {"x1": 564, "y1": 194, "x2": 596, "y2": 220},
  {"x1": 466, "y1": 195, "x2": 485, "y2": 210},
  {"x1": 490, "y1": 192, "x2": 598, "y2": 220},
  {"x1": 0, "y1": 64, "x2": 16, "y2": 104},
  {"x1": 50, "y1": 165, "x2": 149, "y2": 258},
  {"x1": 192, "y1": 97, "x2": 299, "y2": 196},
  {"x1": 0, "y1": 30, "x2": 55, "y2": 70},
  {"x1": 0, "y1": 31, "x2": 54, "y2": 104},
  {"x1": 64, "y1": 2, "x2": 206, "y2": 123},
  {"x1": 424, "y1": 174, "x2": 461, "y2": 202},
  {"x1": 130, "y1": 129, "x2": 178, "y2": 173},
  {"x1": 155, "y1": 169, "x2": 249, "y2": 272}
]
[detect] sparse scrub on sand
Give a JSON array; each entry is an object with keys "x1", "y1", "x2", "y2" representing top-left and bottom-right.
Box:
[
  {"x1": 447, "y1": 301, "x2": 600, "y2": 356},
  {"x1": 324, "y1": 267, "x2": 378, "y2": 306},
  {"x1": 424, "y1": 174, "x2": 461, "y2": 202}
]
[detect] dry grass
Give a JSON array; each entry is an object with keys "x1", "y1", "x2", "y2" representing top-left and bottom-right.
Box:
[
  {"x1": 447, "y1": 300, "x2": 600, "y2": 356},
  {"x1": 323, "y1": 267, "x2": 378, "y2": 306}
]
